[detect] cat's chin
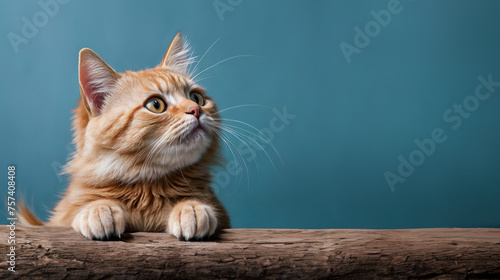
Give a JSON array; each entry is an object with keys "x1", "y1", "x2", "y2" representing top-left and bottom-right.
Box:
[
  {"x1": 154, "y1": 133, "x2": 212, "y2": 170},
  {"x1": 181, "y1": 122, "x2": 207, "y2": 144},
  {"x1": 153, "y1": 120, "x2": 217, "y2": 172},
  {"x1": 74, "y1": 134, "x2": 213, "y2": 185}
]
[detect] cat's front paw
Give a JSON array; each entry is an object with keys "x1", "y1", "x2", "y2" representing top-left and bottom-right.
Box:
[
  {"x1": 168, "y1": 200, "x2": 218, "y2": 240},
  {"x1": 71, "y1": 200, "x2": 126, "y2": 240}
]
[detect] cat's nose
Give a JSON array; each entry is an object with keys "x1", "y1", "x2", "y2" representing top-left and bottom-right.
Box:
[{"x1": 186, "y1": 105, "x2": 200, "y2": 119}]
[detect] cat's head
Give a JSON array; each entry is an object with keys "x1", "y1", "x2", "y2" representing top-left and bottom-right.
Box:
[{"x1": 72, "y1": 33, "x2": 220, "y2": 184}]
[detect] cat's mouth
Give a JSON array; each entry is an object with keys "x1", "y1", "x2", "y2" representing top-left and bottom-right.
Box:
[{"x1": 181, "y1": 121, "x2": 208, "y2": 144}]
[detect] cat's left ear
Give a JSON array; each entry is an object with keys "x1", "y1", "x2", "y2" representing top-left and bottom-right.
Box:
[
  {"x1": 79, "y1": 48, "x2": 119, "y2": 117},
  {"x1": 159, "y1": 32, "x2": 193, "y2": 75}
]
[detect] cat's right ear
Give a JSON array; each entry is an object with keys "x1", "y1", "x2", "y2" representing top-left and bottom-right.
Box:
[{"x1": 78, "y1": 48, "x2": 119, "y2": 117}]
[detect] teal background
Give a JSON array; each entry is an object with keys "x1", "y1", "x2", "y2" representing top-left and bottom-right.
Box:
[{"x1": 1, "y1": 0, "x2": 499, "y2": 228}]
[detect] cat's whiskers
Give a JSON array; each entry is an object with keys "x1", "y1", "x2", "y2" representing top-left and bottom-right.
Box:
[
  {"x1": 212, "y1": 118, "x2": 284, "y2": 168},
  {"x1": 216, "y1": 131, "x2": 236, "y2": 166},
  {"x1": 221, "y1": 129, "x2": 259, "y2": 193},
  {"x1": 222, "y1": 124, "x2": 283, "y2": 170},
  {"x1": 214, "y1": 130, "x2": 249, "y2": 188},
  {"x1": 221, "y1": 125, "x2": 279, "y2": 177},
  {"x1": 212, "y1": 123, "x2": 259, "y2": 172}
]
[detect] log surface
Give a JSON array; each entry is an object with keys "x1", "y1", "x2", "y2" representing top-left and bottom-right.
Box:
[{"x1": 1, "y1": 226, "x2": 500, "y2": 279}]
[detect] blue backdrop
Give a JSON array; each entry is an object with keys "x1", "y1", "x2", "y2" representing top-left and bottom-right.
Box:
[{"x1": 1, "y1": 0, "x2": 499, "y2": 229}]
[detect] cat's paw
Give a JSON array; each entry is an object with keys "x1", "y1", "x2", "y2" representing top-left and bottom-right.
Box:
[
  {"x1": 168, "y1": 200, "x2": 218, "y2": 240},
  {"x1": 71, "y1": 200, "x2": 126, "y2": 240}
]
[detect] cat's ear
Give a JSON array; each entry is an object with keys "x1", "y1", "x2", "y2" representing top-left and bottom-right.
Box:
[
  {"x1": 159, "y1": 32, "x2": 194, "y2": 75},
  {"x1": 78, "y1": 48, "x2": 119, "y2": 117}
]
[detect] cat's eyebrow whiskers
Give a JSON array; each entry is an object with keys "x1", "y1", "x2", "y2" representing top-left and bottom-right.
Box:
[
  {"x1": 191, "y1": 37, "x2": 220, "y2": 77},
  {"x1": 191, "y1": 55, "x2": 257, "y2": 82},
  {"x1": 191, "y1": 76, "x2": 212, "y2": 84},
  {"x1": 211, "y1": 104, "x2": 270, "y2": 115}
]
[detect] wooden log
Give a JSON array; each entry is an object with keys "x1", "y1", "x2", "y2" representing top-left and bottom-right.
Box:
[{"x1": 1, "y1": 226, "x2": 499, "y2": 279}]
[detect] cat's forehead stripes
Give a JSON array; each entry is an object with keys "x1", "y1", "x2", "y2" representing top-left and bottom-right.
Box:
[{"x1": 132, "y1": 69, "x2": 192, "y2": 94}]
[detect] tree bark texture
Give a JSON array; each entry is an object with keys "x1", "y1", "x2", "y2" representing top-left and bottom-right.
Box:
[{"x1": 1, "y1": 226, "x2": 499, "y2": 279}]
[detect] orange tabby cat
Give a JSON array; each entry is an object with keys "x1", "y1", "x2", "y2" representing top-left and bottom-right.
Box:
[{"x1": 20, "y1": 33, "x2": 230, "y2": 240}]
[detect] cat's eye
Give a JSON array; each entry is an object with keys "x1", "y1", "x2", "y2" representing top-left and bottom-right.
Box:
[
  {"x1": 145, "y1": 96, "x2": 166, "y2": 113},
  {"x1": 189, "y1": 91, "x2": 205, "y2": 106}
]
